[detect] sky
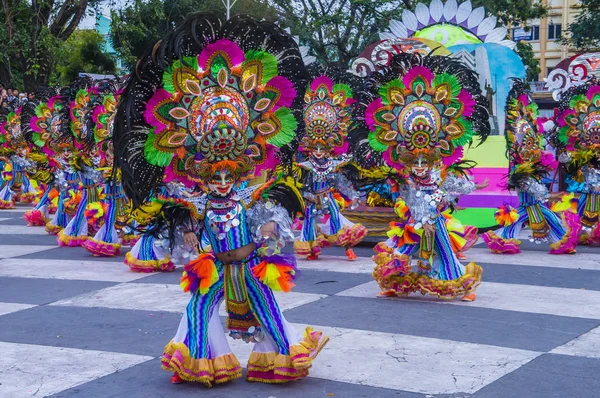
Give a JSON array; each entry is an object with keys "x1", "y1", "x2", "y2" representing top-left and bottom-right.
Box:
[{"x1": 79, "y1": 1, "x2": 129, "y2": 29}]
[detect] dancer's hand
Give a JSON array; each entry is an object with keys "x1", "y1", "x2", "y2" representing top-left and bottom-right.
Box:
[
  {"x1": 423, "y1": 223, "x2": 437, "y2": 234},
  {"x1": 259, "y1": 221, "x2": 277, "y2": 239},
  {"x1": 476, "y1": 178, "x2": 489, "y2": 190},
  {"x1": 183, "y1": 231, "x2": 199, "y2": 249}
]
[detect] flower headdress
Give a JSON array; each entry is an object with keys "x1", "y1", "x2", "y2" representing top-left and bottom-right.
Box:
[
  {"x1": 555, "y1": 78, "x2": 600, "y2": 155},
  {"x1": 504, "y1": 79, "x2": 558, "y2": 189},
  {"x1": 92, "y1": 92, "x2": 119, "y2": 163},
  {"x1": 30, "y1": 96, "x2": 68, "y2": 154},
  {"x1": 361, "y1": 52, "x2": 490, "y2": 171},
  {"x1": 114, "y1": 13, "x2": 307, "y2": 206},
  {"x1": 300, "y1": 64, "x2": 359, "y2": 156},
  {"x1": 0, "y1": 106, "x2": 25, "y2": 149},
  {"x1": 505, "y1": 79, "x2": 546, "y2": 166},
  {"x1": 69, "y1": 81, "x2": 99, "y2": 150}
]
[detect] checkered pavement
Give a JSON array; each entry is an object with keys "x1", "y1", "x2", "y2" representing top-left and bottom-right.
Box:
[{"x1": 0, "y1": 205, "x2": 599, "y2": 398}]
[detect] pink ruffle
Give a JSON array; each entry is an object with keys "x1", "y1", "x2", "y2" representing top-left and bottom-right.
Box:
[
  {"x1": 24, "y1": 209, "x2": 47, "y2": 226},
  {"x1": 82, "y1": 238, "x2": 122, "y2": 257},
  {"x1": 481, "y1": 231, "x2": 521, "y2": 254},
  {"x1": 549, "y1": 210, "x2": 582, "y2": 254}
]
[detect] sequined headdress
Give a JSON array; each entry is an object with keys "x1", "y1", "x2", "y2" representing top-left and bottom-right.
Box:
[
  {"x1": 300, "y1": 64, "x2": 361, "y2": 156},
  {"x1": 30, "y1": 95, "x2": 69, "y2": 153},
  {"x1": 505, "y1": 79, "x2": 545, "y2": 166},
  {"x1": 555, "y1": 78, "x2": 600, "y2": 156},
  {"x1": 360, "y1": 52, "x2": 490, "y2": 171},
  {"x1": 0, "y1": 106, "x2": 24, "y2": 149},
  {"x1": 504, "y1": 79, "x2": 558, "y2": 190},
  {"x1": 114, "y1": 13, "x2": 308, "y2": 206}
]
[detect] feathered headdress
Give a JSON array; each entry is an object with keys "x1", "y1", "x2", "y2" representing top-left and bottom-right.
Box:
[
  {"x1": 359, "y1": 52, "x2": 490, "y2": 170},
  {"x1": 69, "y1": 77, "x2": 99, "y2": 150},
  {"x1": 30, "y1": 95, "x2": 68, "y2": 153},
  {"x1": 300, "y1": 64, "x2": 360, "y2": 156},
  {"x1": 114, "y1": 13, "x2": 308, "y2": 206},
  {"x1": 0, "y1": 106, "x2": 24, "y2": 149},
  {"x1": 555, "y1": 78, "x2": 600, "y2": 157},
  {"x1": 505, "y1": 79, "x2": 545, "y2": 166}
]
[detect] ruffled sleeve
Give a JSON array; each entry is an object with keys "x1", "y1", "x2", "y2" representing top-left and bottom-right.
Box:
[
  {"x1": 441, "y1": 174, "x2": 476, "y2": 202},
  {"x1": 246, "y1": 200, "x2": 295, "y2": 243}
]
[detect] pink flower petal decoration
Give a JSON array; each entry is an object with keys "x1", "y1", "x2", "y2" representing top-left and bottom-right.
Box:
[
  {"x1": 197, "y1": 39, "x2": 245, "y2": 71},
  {"x1": 144, "y1": 89, "x2": 173, "y2": 134},
  {"x1": 309, "y1": 75, "x2": 333, "y2": 92},
  {"x1": 265, "y1": 76, "x2": 296, "y2": 110}
]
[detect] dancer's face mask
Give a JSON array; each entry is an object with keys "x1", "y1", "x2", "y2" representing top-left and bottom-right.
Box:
[
  {"x1": 410, "y1": 156, "x2": 429, "y2": 178},
  {"x1": 208, "y1": 169, "x2": 235, "y2": 197}
]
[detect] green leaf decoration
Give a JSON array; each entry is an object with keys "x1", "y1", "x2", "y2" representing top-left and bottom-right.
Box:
[
  {"x1": 243, "y1": 50, "x2": 278, "y2": 84},
  {"x1": 266, "y1": 107, "x2": 297, "y2": 147},
  {"x1": 432, "y1": 73, "x2": 461, "y2": 98},
  {"x1": 332, "y1": 83, "x2": 353, "y2": 99},
  {"x1": 378, "y1": 80, "x2": 405, "y2": 106},
  {"x1": 144, "y1": 132, "x2": 174, "y2": 167},
  {"x1": 32, "y1": 132, "x2": 46, "y2": 148},
  {"x1": 569, "y1": 94, "x2": 588, "y2": 109},
  {"x1": 558, "y1": 126, "x2": 570, "y2": 144},
  {"x1": 368, "y1": 129, "x2": 388, "y2": 152},
  {"x1": 449, "y1": 117, "x2": 473, "y2": 147}
]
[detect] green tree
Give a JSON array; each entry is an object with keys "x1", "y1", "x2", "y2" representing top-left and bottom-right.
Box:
[
  {"x1": 110, "y1": 0, "x2": 278, "y2": 69},
  {"x1": 515, "y1": 41, "x2": 540, "y2": 82},
  {"x1": 560, "y1": 0, "x2": 600, "y2": 52},
  {"x1": 0, "y1": 0, "x2": 96, "y2": 90},
  {"x1": 269, "y1": 0, "x2": 546, "y2": 68},
  {"x1": 270, "y1": 0, "x2": 411, "y2": 65},
  {"x1": 55, "y1": 29, "x2": 116, "y2": 84}
]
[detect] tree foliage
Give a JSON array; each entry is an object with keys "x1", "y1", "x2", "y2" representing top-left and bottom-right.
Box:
[
  {"x1": 269, "y1": 0, "x2": 548, "y2": 85},
  {"x1": 0, "y1": 0, "x2": 96, "y2": 90},
  {"x1": 269, "y1": 0, "x2": 410, "y2": 65},
  {"x1": 560, "y1": 0, "x2": 600, "y2": 52},
  {"x1": 55, "y1": 29, "x2": 116, "y2": 84},
  {"x1": 515, "y1": 41, "x2": 540, "y2": 82},
  {"x1": 269, "y1": 0, "x2": 546, "y2": 68},
  {"x1": 110, "y1": 0, "x2": 277, "y2": 69}
]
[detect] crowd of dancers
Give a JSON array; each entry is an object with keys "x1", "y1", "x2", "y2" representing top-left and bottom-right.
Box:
[{"x1": 0, "y1": 11, "x2": 598, "y2": 389}]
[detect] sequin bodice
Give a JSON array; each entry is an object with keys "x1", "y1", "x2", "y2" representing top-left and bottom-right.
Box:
[{"x1": 204, "y1": 193, "x2": 252, "y2": 253}]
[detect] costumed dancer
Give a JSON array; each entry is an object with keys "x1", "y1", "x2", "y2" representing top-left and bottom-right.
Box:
[
  {"x1": 57, "y1": 85, "x2": 102, "y2": 246},
  {"x1": 83, "y1": 88, "x2": 129, "y2": 256},
  {"x1": 359, "y1": 52, "x2": 489, "y2": 300},
  {"x1": 0, "y1": 106, "x2": 37, "y2": 208},
  {"x1": 552, "y1": 78, "x2": 600, "y2": 244},
  {"x1": 482, "y1": 80, "x2": 581, "y2": 254},
  {"x1": 293, "y1": 65, "x2": 367, "y2": 261},
  {"x1": 123, "y1": 183, "x2": 183, "y2": 272},
  {"x1": 113, "y1": 13, "x2": 328, "y2": 386},
  {"x1": 23, "y1": 92, "x2": 62, "y2": 225}
]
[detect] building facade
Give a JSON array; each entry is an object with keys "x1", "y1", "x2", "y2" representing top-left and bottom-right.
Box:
[{"x1": 512, "y1": 0, "x2": 582, "y2": 80}]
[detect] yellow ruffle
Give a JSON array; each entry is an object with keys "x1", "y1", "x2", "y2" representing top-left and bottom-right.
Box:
[
  {"x1": 293, "y1": 239, "x2": 320, "y2": 256},
  {"x1": 373, "y1": 251, "x2": 483, "y2": 299},
  {"x1": 124, "y1": 251, "x2": 174, "y2": 272},
  {"x1": 246, "y1": 327, "x2": 329, "y2": 383},
  {"x1": 161, "y1": 341, "x2": 242, "y2": 387}
]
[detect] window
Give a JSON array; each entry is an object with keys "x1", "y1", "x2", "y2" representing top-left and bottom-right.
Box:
[
  {"x1": 548, "y1": 23, "x2": 562, "y2": 40},
  {"x1": 513, "y1": 26, "x2": 539, "y2": 41}
]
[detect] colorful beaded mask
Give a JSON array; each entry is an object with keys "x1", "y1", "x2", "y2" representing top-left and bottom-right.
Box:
[{"x1": 144, "y1": 38, "x2": 299, "y2": 184}]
